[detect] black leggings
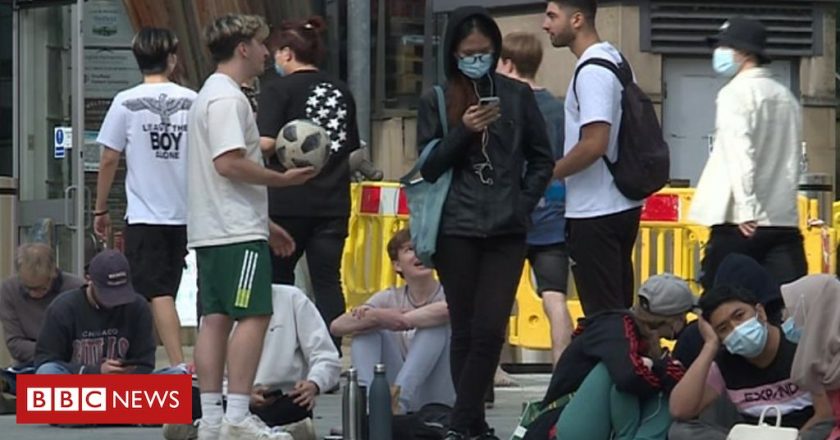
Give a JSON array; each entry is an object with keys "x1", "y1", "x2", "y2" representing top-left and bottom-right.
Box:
[
  {"x1": 434, "y1": 235, "x2": 527, "y2": 435},
  {"x1": 271, "y1": 216, "x2": 348, "y2": 352}
]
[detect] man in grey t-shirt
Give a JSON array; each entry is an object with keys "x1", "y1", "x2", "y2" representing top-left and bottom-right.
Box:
[{"x1": 330, "y1": 229, "x2": 454, "y2": 413}]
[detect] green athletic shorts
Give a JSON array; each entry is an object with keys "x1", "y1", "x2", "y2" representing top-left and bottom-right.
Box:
[{"x1": 195, "y1": 240, "x2": 272, "y2": 318}]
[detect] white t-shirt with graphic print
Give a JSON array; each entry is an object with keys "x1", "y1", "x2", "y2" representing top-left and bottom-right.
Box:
[
  {"x1": 563, "y1": 42, "x2": 643, "y2": 218},
  {"x1": 97, "y1": 82, "x2": 197, "y2": 225}
]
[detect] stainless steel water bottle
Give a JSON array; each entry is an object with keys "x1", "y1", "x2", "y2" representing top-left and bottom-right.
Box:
[{"x1": 369, "y1": 363, "x2": 392, "y2": 440}]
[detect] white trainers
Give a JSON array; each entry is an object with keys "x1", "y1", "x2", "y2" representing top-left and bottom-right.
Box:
[
  {"x1": 196, "y1": 418, "x2": 222, "y2": 440},
  {"x1": 221, "y1": 414, "x2": 293, "y2": 440},
  {"x1": 270, "y1": 417, "x2": 316, "y2": 440}
]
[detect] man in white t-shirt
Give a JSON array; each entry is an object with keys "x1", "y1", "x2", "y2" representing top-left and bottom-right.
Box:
[
  {"x1": 187, "y1": 14, "x2": 315, "y2": 440},
  {"x1": 94, "y1": 27, "x2": 196, "y2": 370},
  {"x1": 542, "y1": 0, "x2": 643, "y2": 316},
  {"x1": 330, "y1": 229, "x2": 455, "y2": 414}
]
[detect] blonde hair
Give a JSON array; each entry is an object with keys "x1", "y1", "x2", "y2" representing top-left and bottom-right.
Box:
[
  {"x1": 15, "y1": 243, "x2": 56, "y2": 280},
  {"x1": 205, "y1": 14, "x2": 270, "y2": 63},
  {"x1": 500, "y1": 32, "x2": 543, "y2": 79}
]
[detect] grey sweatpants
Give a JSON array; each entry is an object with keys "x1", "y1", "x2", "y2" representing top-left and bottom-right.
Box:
[
  {"x1": 351, "y1": 325, "x2": 455, "y2": 413},
  {"x1": 669, "y1": 397, "x2": 835, "y2": 440}
]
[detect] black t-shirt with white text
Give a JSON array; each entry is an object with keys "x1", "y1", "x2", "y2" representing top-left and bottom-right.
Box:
[
  {"x1": 257, "y1": 71, "x2": 360, "y2": 218},
  {"x1": 712, "y1": 332, "x2": 814, "y2": 428}
]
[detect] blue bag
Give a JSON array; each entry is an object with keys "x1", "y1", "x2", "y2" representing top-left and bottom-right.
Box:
[{"x1": 400, "y1": 86, "x2": 450, "y2": 268}]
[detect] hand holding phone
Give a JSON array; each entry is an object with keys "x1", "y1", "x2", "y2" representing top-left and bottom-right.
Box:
[{"x1": 478, "y1": 96, "x2": 500, "y2": 107}]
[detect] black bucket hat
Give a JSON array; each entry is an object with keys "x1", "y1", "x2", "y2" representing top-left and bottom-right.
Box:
[{"x1": 707, "y1": 17, "x2": 771, "y2": 64}]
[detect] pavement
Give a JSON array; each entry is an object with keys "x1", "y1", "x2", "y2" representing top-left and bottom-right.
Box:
[{"x1": 0, "y1": 373, "x2": 549, "y2": 439}]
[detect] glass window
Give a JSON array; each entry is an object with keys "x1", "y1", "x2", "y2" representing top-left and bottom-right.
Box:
[
  {"x1": 0, "y1": 2, "x2": 12, "y2": 177},
  {"x1": 383, "y1": 0, "x2": 426, "y2": 110}
]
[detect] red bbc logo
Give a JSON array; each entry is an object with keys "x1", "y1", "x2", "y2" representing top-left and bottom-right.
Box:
[{"x1": 16, "y1": 374, "x2": 192, "y2": 425}]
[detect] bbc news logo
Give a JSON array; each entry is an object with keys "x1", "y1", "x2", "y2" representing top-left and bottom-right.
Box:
[{"x1": 17, "y1": 374, "x2": 192, "y2": 424}]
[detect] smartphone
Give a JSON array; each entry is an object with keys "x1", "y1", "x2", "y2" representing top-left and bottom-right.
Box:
[
  {"x1": 263, "y1": 387, "x2": 285, "y2": 399},
  {"x1": 478, "y1": 96, "x2": 500, "y2": 107}
]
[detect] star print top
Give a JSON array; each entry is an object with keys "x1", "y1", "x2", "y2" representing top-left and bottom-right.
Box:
[{"x1": 257, "y1": 70, "x2": 361, "y2": 218}]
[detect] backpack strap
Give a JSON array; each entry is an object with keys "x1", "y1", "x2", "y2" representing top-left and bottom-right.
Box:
[
  {"x1": 572, "y1": 56, "x2": 632, "y2": 104},
  {"x1": 571, "y1": 55, "x2": 633, "y2": 170},
  {"x1": 400, "y1": 85, "x2": 448, "y2": 185}
]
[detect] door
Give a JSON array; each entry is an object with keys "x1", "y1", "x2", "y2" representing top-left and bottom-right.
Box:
[
  {"x1": 662, "y1": 57, "x2": 795, "y2": 185},
  {"x1": 15, "y1": 1, "x2": 87, "y2": 274}
]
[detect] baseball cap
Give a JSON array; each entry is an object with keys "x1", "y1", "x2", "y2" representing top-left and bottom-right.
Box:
[
  {"x1": 638, "y1": 273, "x2": 696, "y2": 316},
  {"x1": 707, "y1": 17, "x2": 771, "y2": 64},
  {"x1": 87, "y1": 250, "x2": 136, "y2": 308}
]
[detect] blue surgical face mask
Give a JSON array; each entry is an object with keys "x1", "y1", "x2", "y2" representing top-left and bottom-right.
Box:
[
  {"x1": 457, "y1": 53, "x2": 494, "y2": 80},
  {"x1": 782, "y1": 317, "x2": 802, "y2": 343},
  {"x1": 713, "y1": 47, "x2": 741, "y2": 77},
  {"x1": 274, "y1": 63, "x2": 286, "y2": 76},
  {"x1": 723, "y1": 313, "x2": 769, "y2": 358}
]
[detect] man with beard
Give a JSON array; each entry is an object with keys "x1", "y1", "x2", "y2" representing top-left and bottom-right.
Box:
[{"x1": 542, "y1": 0, "x2": 643, "y2": 316}]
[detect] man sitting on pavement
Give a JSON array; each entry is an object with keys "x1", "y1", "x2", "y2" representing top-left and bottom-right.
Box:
[
  {"x1": 0, "y1": 243, "x2": 84, "y2": 392},
  {"x1": 669, "y1": 284, "x2": 835, "y2": 440},
  {"x1": 330, "y1": 228, "x2": 455, "y2": 414},
  {"x1": 540, "y1": 274, "x2": 689, "y2": 440},
  {"x1": 34, "y1": 249, "x2": 157, "y2": 375}
]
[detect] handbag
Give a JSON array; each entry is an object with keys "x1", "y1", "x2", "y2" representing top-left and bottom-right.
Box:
[
  {"x1": 727, "y1": 406, "x2": 800, "y2": 440},
  {"x1": 400, "y1": 85, "x2": 450, "y2": 268}
]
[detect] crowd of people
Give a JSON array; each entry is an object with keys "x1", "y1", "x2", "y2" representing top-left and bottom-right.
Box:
[{"x1": 1, "y1": 0, "x2": 840, "y2": 440}]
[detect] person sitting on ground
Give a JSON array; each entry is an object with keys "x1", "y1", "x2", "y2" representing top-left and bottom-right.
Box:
[
  {"x1": 34, "y1": 249, "x2": 157, "y2": 375},
  {"x1": 164, "y1": 284, "x2": 340, "y2": 440},
  {"x1": 0, "y1": 243, "x2": 84, "y2": 392},
  {"x1": 540, "y1": 274, "x2": 689, "y2": 440},
  {"x1": 787, "y1": 275, "x2": 840, "y2": 439},
  {"x1": 673, "y1": 253, "x2": 786, "y2": 368},
  {"x1": 330, "y1": 228, "x2": 455, "y2": 414},
  {"x1": 669, "y1": 284, "x2": 835, "y2": 440}
]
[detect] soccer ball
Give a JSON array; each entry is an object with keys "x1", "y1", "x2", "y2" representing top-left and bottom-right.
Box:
[{"x1": 275, "y1": 119, "x2": 330, "y2": 173}]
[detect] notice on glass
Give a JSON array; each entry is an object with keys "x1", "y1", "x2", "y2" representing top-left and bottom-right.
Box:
[{"x1": 84, "y1": 48, "x2": 142, "y2": 99}]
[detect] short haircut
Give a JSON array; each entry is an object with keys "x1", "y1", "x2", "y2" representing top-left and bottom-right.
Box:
[
  {"x1": 548, "y1": 0, "x2": 598, "y2": 22},
  {"x1": 699, "y1": 284, "x2": 760, "y2": 322},
  {"x1": 501, "y1": 32, "x2": 543, "y2": 79},
  {"x1": 15, "y1": 243, "x2": 56, "y2": 279},
  {"x1": 266, "y1": 16, "x2": 327, "y2": 66},
  {"x1": 204, "y1": 14, "x2": 270, "y2": 63},
  {"x1": 132, "y1": 27, "x2": 179, "y2": 75},
  {"x1": 386, "y1": 229, "x2": 412, "y2": 262}
]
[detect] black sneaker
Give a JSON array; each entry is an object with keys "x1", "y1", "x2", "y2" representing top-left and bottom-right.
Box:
[
  {"x1": 471, "y1": 428, "x2": 500, "y2": 440},
  {"x1": 443, "y1": 430, "x2": 467, "y2": 440}
]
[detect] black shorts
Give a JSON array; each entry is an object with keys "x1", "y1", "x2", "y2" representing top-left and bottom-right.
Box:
[
  {"x1": 124, "y1": 224, "x2": 187, "y2": 299},
  {"x1": 526, "y1": 242, "x2": 570, "y2": 296}
]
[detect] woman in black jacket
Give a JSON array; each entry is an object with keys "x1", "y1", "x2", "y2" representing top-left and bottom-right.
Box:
[{"x1": 416, "y1": 6, "x2": 554, "y2": 439}]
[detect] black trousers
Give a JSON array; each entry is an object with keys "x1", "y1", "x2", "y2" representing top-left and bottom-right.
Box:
[
  {"x1": 567, "y1": 207, "x2": 641, "y2": 316},
  {"x1": 434, "y1": 235, "x2": 527, "y2": 435},
  {"x1": 699, "y1": 224, "x2": 807, "y2": 291},
  {"x1": 271, "y1": 216, "x2": 348, "y2": 352}
]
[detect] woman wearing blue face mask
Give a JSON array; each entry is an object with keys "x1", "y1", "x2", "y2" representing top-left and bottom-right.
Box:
[
  {"x1": 415, "y1": 6, "x2": 554, "y2": 440},
  {"x1": 256, "y1": 16, "x2": 362, "y2": 354},
  {"x1": 668, "y1": 284, "x2": 836, "y2": 440}
]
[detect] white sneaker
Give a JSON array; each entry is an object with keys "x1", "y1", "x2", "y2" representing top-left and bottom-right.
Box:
[
  {"x1": 196, "y1": 418, "x2": 222, "y2": 440},
  {"x1": 270, "y1": 418, "x2": 316, "y2": 440},
  {"x1": 221, "y1": 414, "x2": 293, "y2": 440}
]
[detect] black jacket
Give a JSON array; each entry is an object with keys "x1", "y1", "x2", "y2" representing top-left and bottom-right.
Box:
[
  {"x1": 416, "y1": 6, "x2": 554, "y2": 238},
  {"x1": 542, "y1": 311, "x2": 685, "y2": 406}
]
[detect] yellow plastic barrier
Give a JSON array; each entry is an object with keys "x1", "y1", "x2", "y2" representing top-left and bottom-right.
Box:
[{"x1": 340, "y1": 183, "x2": 836, "y2": 351}]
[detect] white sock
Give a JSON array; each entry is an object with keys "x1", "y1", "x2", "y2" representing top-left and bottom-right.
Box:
[
  {"x1": 200, "y1": 393, "x2": 224, "y2": 425},
  {"x1": 225, "y1": 394, "x2": 250, "y2": 424}
]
